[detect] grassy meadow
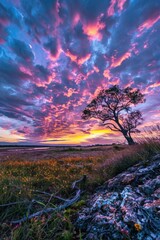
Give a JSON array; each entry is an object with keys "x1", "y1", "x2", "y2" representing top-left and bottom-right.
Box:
[{"x1": 0, "y1": 131, "x2": 160, "y2": 239}]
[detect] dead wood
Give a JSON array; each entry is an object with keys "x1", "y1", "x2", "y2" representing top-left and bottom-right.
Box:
[
  {"x1": 0, "y1": 201, "x2": 29, "y2": 207},
  {"x1": 10, "y1": 175, "x2": 86, "y2": 225}
]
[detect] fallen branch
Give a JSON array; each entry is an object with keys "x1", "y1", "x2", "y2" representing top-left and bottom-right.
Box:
[
  {"x1": 72, "y1": 175, "x2": 86, "y2": 189},
  {"x1": 32, "y1": 190, "x2": 67, "y2": 202},
  {"x1": 0, "y1": 201, "x2": 29, "y2": 207},
  {"x1": 10, "y1": 175, "x2": 86, "y2": 225},
  {"x1": 32, "y1": 190, "x2": 52, "y2": 196}
]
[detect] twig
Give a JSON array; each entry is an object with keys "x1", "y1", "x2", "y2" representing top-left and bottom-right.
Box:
[
  {"x1": 32, "y1": 190, "x2": 52, "y2": 196},
  {"x1": 0, "y1": 201, "x2": 29, "y2": 207},
  {"x1": 11, "y1": 190, "x2": 81, "y2": 224},
  {"x1": 72, "y1": 175, "x2": 86, "y2": 189},
  {"x1": 10, "y1": 175, "x2": 87, "y2": 224},
  {"x1": 26, "y1": 200, "x2": 35, "y2": 217},
  {"x1": 32, "y1": 190, "x2": 67, "y2": 202}
]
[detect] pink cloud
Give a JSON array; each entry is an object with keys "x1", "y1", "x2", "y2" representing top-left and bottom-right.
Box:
[
  {"x1": 109, "y1": 77, "x2": 120, "y2": 85},
  {"x1": 83, "y1": 20, "x2": 105, "y2": 41},
  {"x1": 65, "y1": 50, "x2": 91, "y2": 65},
  {"x1": 107, "y1": 0, "x2": 128, "y2": 17},
  {"x1": 103, "y1": 69, "x2": 111, "y2": 79},
  {"x1": 93, "y1": 66, "x2": 100, "y2": 73},
  {"x1": 64, "y1": 88, "x2": 78, "y2": 97},
  {"x1": 117, "y1": 0, "x2": 127, "y2": 12},
  {"x1": 107, "y1": 0, "x2": 117, "y2": 17},
  {"x1": 138, "y1": 15, "x2": 160, "y2": 36},
  {"x1": 111, "y1": 52, "x2": 131, "y2": 68}
]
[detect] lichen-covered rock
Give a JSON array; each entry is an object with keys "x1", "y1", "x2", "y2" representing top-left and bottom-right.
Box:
[
  {"x1": 122, "y1": 173, "x2": 136, "y2": 184},
  {"x1": 76, "y1": 154, "x2": 160, "y2": 240}
]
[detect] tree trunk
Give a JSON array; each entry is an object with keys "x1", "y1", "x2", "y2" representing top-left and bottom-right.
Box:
[
  {"x1": 121, "y1": 129, "x2": 135, "y2": 145},
  {"x1": 124, "y1": 134, "x2": 135, "y2": 145},
  {"x1": 114, "y1": 118, "x2": 135, "y2": 145}
]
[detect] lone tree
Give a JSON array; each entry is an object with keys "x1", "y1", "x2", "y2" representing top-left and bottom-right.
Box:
[{"x1": 82, "y1": 85, "x2": 145, "y2": 145}]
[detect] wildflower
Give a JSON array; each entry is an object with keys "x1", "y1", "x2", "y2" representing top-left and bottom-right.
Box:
[{"x1": 134, "y1": 223, "x2": 142, "y2": 231}]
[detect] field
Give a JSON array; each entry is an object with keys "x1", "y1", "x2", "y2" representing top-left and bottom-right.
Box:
[{"x1": 0, "y1": 140, "x2": 160, "y2": 240}]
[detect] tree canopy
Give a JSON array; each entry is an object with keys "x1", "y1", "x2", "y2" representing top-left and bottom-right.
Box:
[{"x1": 82, "y1": 85, "x2": 145, "y2": 145}]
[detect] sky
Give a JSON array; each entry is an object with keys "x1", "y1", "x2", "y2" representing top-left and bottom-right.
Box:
[{"x1": 0, "y1": 0, "x2": 160, "y2": 145}]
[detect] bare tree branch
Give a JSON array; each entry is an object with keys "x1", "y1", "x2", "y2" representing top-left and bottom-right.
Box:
[{"x1": 103, "y1": 122, "x2": 121, "y2": 132}]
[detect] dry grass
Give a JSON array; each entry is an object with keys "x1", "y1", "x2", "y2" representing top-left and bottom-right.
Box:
[{"x1": 0, "y1": 126, "x2": 160, "y2": 240}]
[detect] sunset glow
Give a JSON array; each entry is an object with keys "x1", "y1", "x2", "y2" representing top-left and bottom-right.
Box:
[{"x1": 0, "y1": 0, "x2": 160, "y2": 145}]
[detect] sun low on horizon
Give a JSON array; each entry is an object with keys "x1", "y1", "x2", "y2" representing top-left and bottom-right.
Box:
[{"x1": 0, "y1": 0, "x2": 160, "y2": 145}]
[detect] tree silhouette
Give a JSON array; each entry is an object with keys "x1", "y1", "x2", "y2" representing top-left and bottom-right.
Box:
[{"x1": 82, "y1": 85, "x2": 145, "y2": 145}]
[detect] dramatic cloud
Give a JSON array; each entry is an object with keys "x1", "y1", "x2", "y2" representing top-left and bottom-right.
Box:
[
  {"x1": 9, "y1": 38, "x2": 34, "y2": 62},
  {"x1": 0, "y1": 0, "x2": 159, "y2": 145}
]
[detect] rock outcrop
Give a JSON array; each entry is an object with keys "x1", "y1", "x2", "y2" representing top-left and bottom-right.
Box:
[{"x1": 76, "y1": 154, "x2": 160, "y2": 240}]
